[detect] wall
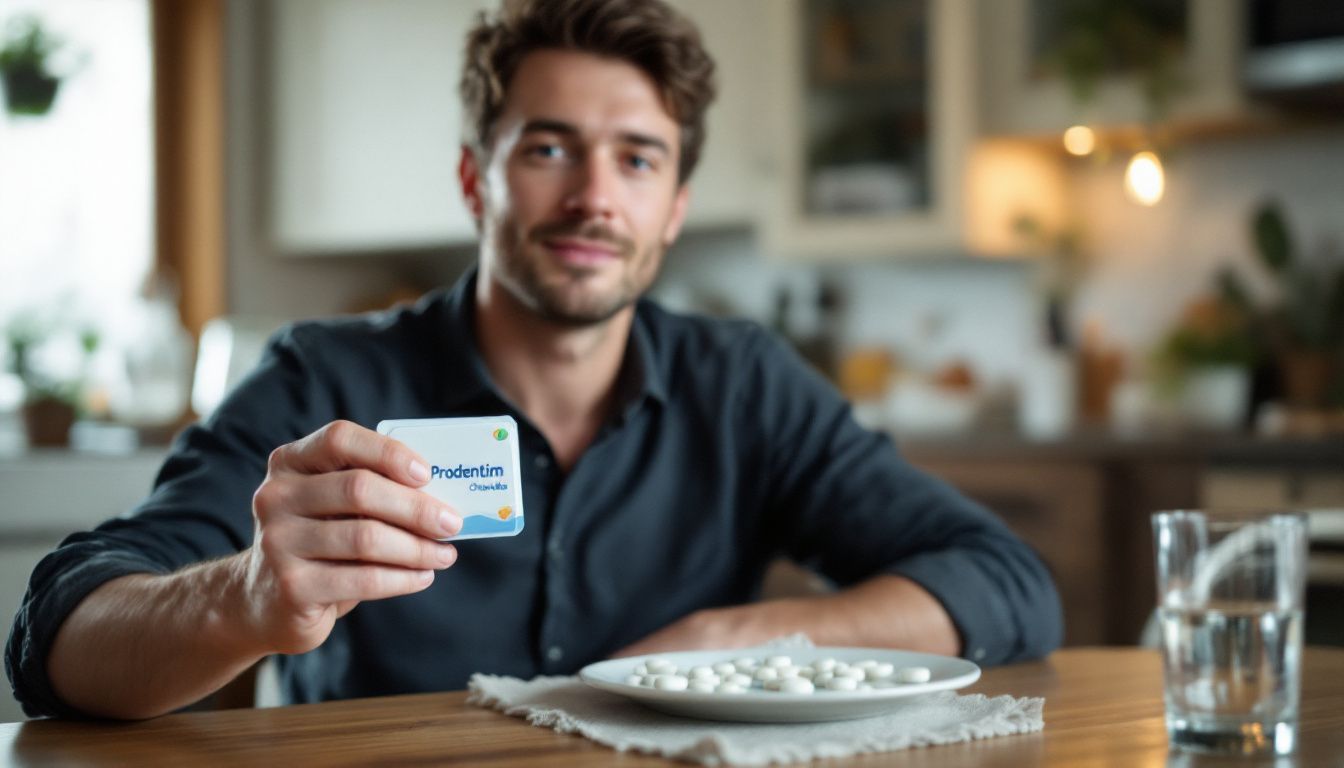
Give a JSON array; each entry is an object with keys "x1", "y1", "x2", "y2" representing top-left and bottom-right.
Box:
[{"x1": 1067, "y1": 127, "x2": 1344, "y2": 356}]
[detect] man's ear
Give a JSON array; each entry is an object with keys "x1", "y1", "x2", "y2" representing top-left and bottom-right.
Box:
[
  {"x1": 661, "y1": 184, "x2": 691, "y2": 247},
  {"x1": 458, "y1": 145, "x2": 485, "y2": 225}
]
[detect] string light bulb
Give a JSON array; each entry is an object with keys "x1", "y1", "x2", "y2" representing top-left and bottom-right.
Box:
[
  {"x1": 1062, "y1": 125, "x2": 1096, "y2": 156},
  {"x1": 1124, "y1": 150, "x2": 1165, "y2": 206}
]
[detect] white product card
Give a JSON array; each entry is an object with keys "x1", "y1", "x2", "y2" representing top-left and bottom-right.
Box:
[{"x1": 377, "y1": 416, "x2": 525, "y2": 541}]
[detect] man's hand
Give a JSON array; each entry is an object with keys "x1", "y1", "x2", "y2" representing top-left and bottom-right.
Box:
[
  {"x1": 46, "y1": 420, "x2": 464, "y2": 720},
  {"x1": 240, "y1": 420, "x2": 463, "y2": 655}
]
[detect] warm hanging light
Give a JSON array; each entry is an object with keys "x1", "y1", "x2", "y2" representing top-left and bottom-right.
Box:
[
  {"x1": 1062, "y1": 125, "x2": 1096, "y2": 156},
  {"x1": 1124, "y1": 150, "x2": 1165, "y2": 206}
]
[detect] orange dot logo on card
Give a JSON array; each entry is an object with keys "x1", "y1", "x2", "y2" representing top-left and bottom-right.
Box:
[
  {"x1": 497, "y1": 506, "x2": 513, "y2": 520},
  {"x1": 492, "y1": 428, "x2": 508, "y2": 441}
]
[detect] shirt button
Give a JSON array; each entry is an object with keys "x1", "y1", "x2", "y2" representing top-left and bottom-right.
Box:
[
  {"x1": 548, "y1": 541, "x2": 564, "y2": 562},
  {"x1": 547, "y1": 645, "x2": 564, "y2": 662},
  {"x1": 534, "y1": 454, "x2": 551, "y2": 470},
  {"x1": 973, "y1": 648, "x2": 986, "y2": 661}
]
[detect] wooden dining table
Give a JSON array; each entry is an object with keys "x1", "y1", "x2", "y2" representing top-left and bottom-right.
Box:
[{"x1": 4, "y1": 647, "x2": 1343, "y2": 766}]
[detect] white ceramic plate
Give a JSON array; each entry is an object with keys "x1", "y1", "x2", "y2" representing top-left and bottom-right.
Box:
[{"x1": 579, "y1": 647, "x2": 981, "y2": 723}]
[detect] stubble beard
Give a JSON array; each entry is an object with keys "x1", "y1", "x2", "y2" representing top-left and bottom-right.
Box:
[{"x1": 492, "y1": 217, "x2": 662, "y2": 327}]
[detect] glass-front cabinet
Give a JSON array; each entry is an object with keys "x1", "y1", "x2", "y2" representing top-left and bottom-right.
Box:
[{"x1": 760, "y1": 0, "x2": 975, "y2": 259}]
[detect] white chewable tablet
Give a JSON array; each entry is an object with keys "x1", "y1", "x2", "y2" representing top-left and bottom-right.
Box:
[
  {"x1": 753, "y1": 666, "x2": 779, "y2": 682},
  {"x1": 733, "y1": 657, "x2": 759, "y2": 670},
  {"x1": 837, "y1": 667, "x2": 866, "y2": 680},
  {"x1": 716, "y1": 683, "x2": 747, "y2": 694},
  {"x1": 814, "y1": 658, "x2": 837, "y2": 672},
  {"x1": 824, "y1": 676, "x2": 859, "y2": 691},
  {"x1": 640, "y1": 675, "x2": 658, "y2": 687},
  {"x1": 866, "y1": 663, "x2": 895, "y2": 681},
  {"x1": 647, "y1": 658, "x2": 676, "y2": 674},
  {"x1": 633, "y1": 663, "x2": 648, "y2": 676},
  {"x1": 624, "y1": 674, "x2": 642, "y2": 686},
  {"x1": 654, "y1": 675, "x2": 689, "y2": 691},
  {"x1": 814, "y1": 671, "x2": 834, "y2": 685},
  {"x1": 688, "y1": 680, "x2": 717, "y2": 693},
  {"x1": 728, "y1": 673, "x2": 753, "y2": 687},
  {"x1": 765, "y1": 655, "x2": 792, "y2": 668},
  {"x1": 689, "y1": 665, "x2": 717, "y2": 680},
  {"x1": 777, "y1": 666, "x2": 800, "y2": 679},
  {"x1": 797, "y1": 666, "x2": 816, "y2": 679},
  {"x1": 779, "y1": 677, "x2": 815, "y2": 694},
  {"x1": 712, "y1": 662, "x2": 737, "y2": 676},
  {"x1": 895, "y1": 666, "x2": 932, "y2": 684},
  {"x1": 855, "y1": 659, "x2": 879, "y2": 669},
  {"x1": 831, "y1": 662, "x2": 850, "y2": 674}
]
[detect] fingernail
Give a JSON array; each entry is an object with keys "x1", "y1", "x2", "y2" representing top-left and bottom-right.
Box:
[
  {"x1": 438, "y1": 509, "x2": 462, "y2": 536},
  {"x1": 437, "y1": 544, "x2": 457, "y2": 567},
  {"x1": 409, "y1": 461, "x2": 430, "y2": 483}
]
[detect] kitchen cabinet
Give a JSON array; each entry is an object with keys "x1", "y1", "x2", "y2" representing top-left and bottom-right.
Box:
[
  {"x1": 269, "y1": 0, "x2": 487, "y2": 253},
  {"x1": 267, "y1": 0, "x2": 766, "y2": 254},
  {"x1": 667, "y1": 0, "x2": 772, "y2": 229},
  {"x1": 757, "y1": 0, "x2": 976, "y2": 259},
  {"x1": 977, "y1": 0, "x2": 1250, "y2": 139}
]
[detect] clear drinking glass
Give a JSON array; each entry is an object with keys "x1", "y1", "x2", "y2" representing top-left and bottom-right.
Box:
[{"x1": 1152, "y1": 510, "x2": 1308, "y2": 756}]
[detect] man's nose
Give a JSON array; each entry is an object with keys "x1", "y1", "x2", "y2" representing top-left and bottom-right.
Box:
[{"x1": 563, "y1": 152, "x2": 616, "y2": 220}]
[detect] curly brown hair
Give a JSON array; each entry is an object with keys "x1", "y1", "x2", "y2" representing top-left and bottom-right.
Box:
[{"x1": 459, "y1": 0, "x2": 716, "y2": 184}]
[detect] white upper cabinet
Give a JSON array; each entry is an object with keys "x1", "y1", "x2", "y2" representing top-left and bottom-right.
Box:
[
  {"x1": 667, "y1": 0, "x2": 772, "y2": 229},
  {"x1": 757, "y1": 0, "x2": 977, "y2": 259},
  {"x1": 978, "y1": 0, "x2": 1250, "y2": 138},
  {"x1": 270, "y1": 0, "x2": 486, "y2": 254}
]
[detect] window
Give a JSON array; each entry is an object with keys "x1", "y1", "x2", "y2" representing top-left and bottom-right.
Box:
[{"x1": 0, "y1": 0, "x2": 152, "y2": 412}]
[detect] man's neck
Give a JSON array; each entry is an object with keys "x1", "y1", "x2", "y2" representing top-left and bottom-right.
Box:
[{"x1": 473, "y1": 276, "x2": 633, "y2": 471}]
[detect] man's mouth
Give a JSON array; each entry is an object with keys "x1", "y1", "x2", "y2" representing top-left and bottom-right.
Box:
[{"x1": 542, "y1": 237, "x2": 624, "y2": 267}]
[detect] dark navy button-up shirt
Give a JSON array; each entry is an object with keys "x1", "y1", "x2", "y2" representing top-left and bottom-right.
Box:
[{"x1": 6, "y1": 269, "x2": 1062, "y2": 718}]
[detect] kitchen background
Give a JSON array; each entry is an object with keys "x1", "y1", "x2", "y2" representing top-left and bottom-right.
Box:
[{"x1": 2, "y1": 0, "x2": 1343, "y2": 722}]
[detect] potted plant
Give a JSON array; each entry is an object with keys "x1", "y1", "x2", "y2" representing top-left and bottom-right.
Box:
[
  {"x1": 1223, "y1": 201, "x2": 1344, "y2": 409},
  {"x1": 5, "y1": 316, "x2": 96, "y2": 447},
  {"x1": 1153, "y1": 295, "x2": 1260, "y2": 430},
  {"x1": 0, "y1": 14, "x2": 65, "y2": 117}
]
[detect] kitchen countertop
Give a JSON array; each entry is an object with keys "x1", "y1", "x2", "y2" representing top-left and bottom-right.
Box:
[{"x1": 895, "y1": 429, "x2": 1344, "y2": 469}]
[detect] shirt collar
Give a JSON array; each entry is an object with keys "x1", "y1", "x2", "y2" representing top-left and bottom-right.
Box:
[{"x1": 437, "y1": 266, "x2": 668, "y2": 416}]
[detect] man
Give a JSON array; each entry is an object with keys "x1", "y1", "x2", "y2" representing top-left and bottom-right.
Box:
[{"x1": 7, "y1": 0, "x2": 1061, "y2": 720}]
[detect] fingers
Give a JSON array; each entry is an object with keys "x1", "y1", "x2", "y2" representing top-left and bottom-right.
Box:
[
  {"x1": 274, "y1": 469, "x2": 462, "y2": 540},
  {"x1": 271, "y1": 420, "x2": 431, "y2": 488},
  {"x1": 281, "y1": 561, "x2": 439, "y2": 606},
  {"x1": 292, "y1": 517, "x2": 459, "y2": 571}
]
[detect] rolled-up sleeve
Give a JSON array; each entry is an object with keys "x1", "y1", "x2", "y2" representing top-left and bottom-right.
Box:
[
  {"x1": 746, "y1": 330, "x2": 1063, "y2": 664},
  {"x1": 4, "y1": 327, "x2": 331, "y2": 718}
]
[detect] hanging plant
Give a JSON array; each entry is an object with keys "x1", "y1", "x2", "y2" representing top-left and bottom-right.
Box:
[{"x1": 0, "y1": 15, "x2": 66, "y2": 117}]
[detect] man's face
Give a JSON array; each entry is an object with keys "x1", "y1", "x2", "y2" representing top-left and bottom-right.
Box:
[{"x1": 463, "y1": 49, "x2": 689, "y2": 326}]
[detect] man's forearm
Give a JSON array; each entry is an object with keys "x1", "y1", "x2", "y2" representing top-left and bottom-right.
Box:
[
  {"x1": 733, "y1": 575, "x2": 961, "y2": 655},
  {"x1": 47, "y1": 555, "x2": 266, "y2": 720},
  {"x1": 614, "y1": 575, "x2": 962, "y2": 658}
]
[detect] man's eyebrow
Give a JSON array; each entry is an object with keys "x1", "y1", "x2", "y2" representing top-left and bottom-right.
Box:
[
  {"x1": 521, "y1": 118, "x2": 580, "y2": 137},
  {"x1": 617, "y1": 131, "x2": 670, "y2": 156},
  {"x1": 520, "y1": 118, "x2": 670, "y2": 156}
]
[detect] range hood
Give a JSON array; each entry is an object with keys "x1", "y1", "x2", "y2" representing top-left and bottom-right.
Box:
[{"x1": 1243, "y1": 0, "x2": 1344, "y2": 107}]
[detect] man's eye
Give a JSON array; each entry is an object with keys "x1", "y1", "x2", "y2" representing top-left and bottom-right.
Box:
[
  {"x1": 627, "y1": 154, "x2": 655, "y2": 172},
  {"x1": 527, "y1": 144, "x2": 566, "y2": 160}
]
